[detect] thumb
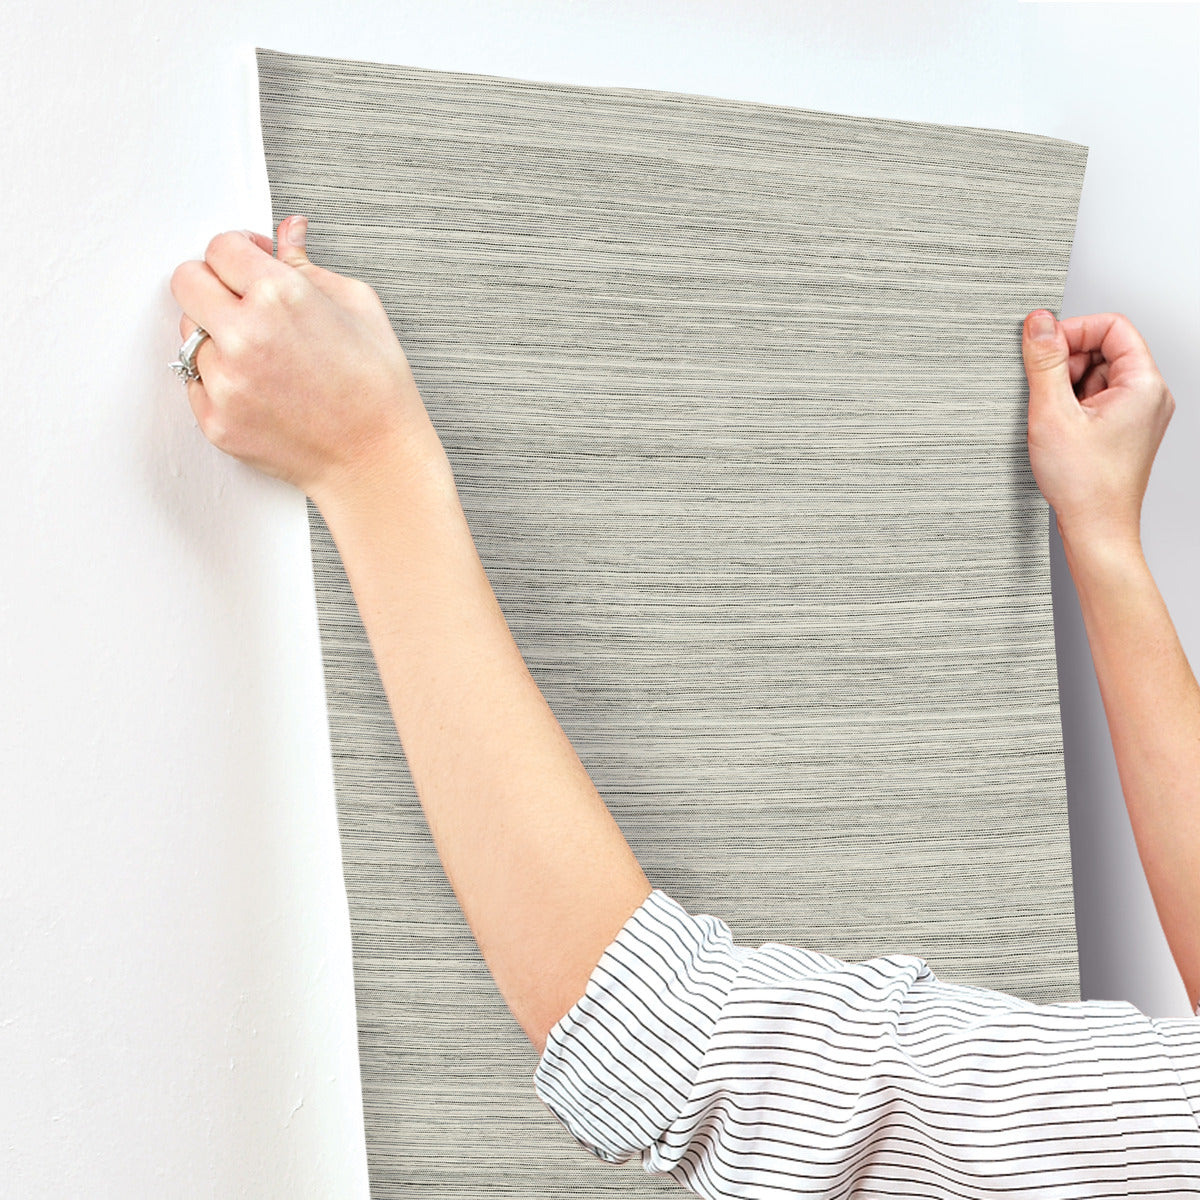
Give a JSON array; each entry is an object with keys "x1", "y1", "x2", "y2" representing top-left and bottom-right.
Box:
[
  {"x1": 272, "y1": 212, "x2": 369, "y2": 309},
  {"x1": 276, "y1": 214, "x2": 311, "y2": 267},
  {"x1": 1022, "y1": 309, "x2": 1074, "y2": 414}
]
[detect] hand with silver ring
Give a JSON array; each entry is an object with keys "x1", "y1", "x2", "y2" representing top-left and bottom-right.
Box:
[{"x1": 168, "y1": 216, "x2": 449, "y2": 510}]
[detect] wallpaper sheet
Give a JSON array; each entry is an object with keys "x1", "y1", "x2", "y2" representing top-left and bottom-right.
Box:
[{"x1": 256, "y1": 47, "x2": 1089, "y2": 1197}]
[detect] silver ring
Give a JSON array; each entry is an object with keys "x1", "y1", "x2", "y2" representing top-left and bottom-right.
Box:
[{"x1": 168, "y1": 326, "x2": 211, "y2": 384}]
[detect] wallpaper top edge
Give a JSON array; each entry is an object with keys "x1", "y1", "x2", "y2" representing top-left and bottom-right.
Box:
[{"x1": 252, "y1": 45, "x2": 1090, "y2": 162}]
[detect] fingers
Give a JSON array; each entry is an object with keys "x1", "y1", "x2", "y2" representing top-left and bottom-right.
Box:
[
  {"x1": 1057, "y1": 312, "x2": 1157, "y2": 376},
  {"x1": 244, "y1": 230, "x2": 274, "y2": 255},
  {"x1": 169, "y1": 258, "x2": 239, "y2": 342},
  {"x1": 178, "y1": 311, "x2": 205, "y2": 342},
  {"x1": 169, "y1": 221, "x2": 311, "y2": 425},
  {"x1": 275, "y1": 215, "x2": 310, "y2": 267},
  {"x1": 175, "y1": 312, "x2": 215, "y2": 424},
  {"x1": 1021, "y1": 310, "x2": 1073, "y2": 405},
  {"x1": 267, "y1": 214, "x2": 378, "y2": 310},
  {"x1": 177, "y1": 312, "x2": 214, "y2": 380},
  {"x1": 1067, "y1": 349, "x2": 1098, "y2": 386},
  {"x1": 1078, "y1": 359, "x2": 1110, "y2": 401},
  {"x1": 201, "y1": 228, "x2": 288, "y2": 298}
]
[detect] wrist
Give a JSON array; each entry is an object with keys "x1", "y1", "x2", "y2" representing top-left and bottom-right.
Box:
[
  {"x1": 1058, "y1": 519, "x2": 1147, "y2": 580},
  {"x1": 310, "y1": 417, "x2": 460, "y2": 535}
]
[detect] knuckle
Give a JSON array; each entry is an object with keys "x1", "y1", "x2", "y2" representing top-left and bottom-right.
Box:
[
  {"x1": 278, "y1": 273, "x2": 308, "y2": 305},
  {"x1": 247, "y1": 273, "x2": 301, "y2": 309},
  {"x1": 169, "y1": 259, "x2": 197, "y2": 297},
  {"x1": 245, "y1": 274, "x2": 275, "y2": 306},
  {"x1": 205, "y1": 230, "x2": 237, "y2": 261},
  {"x1": 221, "y1": 326, "x2": 248, "y2": 360},
  {"x1": 1026, "y1": 342, "x2": 1063, "y2": 371}
]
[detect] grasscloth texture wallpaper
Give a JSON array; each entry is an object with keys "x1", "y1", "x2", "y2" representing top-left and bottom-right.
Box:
[{"x1": 256, "y1": 47, "x2": 1089, "y2": 1197}]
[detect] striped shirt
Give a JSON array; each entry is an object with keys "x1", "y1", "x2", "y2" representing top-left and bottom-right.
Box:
[{"x1": 533, "y1": 888, "x2": 1200, "y2": 1196}]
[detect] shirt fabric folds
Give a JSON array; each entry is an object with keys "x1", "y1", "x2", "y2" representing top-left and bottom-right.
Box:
[{"x1": 533, "y1": 888, "x2": 1200, "y2": 1197}]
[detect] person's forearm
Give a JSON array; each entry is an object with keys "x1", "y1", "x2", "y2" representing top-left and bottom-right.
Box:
[
  {"x1": 1061, "y1": 526, "x2": 1200, "y2": 1011},
  {"x1": 314, "y1": 430, "x2": 653, "y2": 1057}
]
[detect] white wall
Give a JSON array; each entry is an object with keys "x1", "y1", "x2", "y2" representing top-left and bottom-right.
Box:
[{"x1": 3, "y1": 2, "x2": 1196, "y2": 1194}]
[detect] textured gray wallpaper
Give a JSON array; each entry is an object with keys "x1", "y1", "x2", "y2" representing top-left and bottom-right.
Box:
[{"x1": 256, "y1": 47, "x2": 1088, "y2": 1197}]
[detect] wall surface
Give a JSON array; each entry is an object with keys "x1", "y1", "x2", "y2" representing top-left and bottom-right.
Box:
[{"x1": 2, "y1": 2, "x2": 1196, "y2": 1195}]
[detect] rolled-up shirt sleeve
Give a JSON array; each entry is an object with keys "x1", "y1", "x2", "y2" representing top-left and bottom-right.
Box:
[
  {"x1": 532, "y1": 887, "x2": 1200, "y2": 1196},
  {"x1": 532, "y1": 887, "x2": 754, "y2": 1165}
]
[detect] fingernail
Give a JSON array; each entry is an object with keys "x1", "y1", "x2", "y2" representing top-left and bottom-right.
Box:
[
  {"x1": 287, "y1": 215, "x2": 307, "y2": 246},
  {"x1": 1029, "y1": 311, "x2": 1056, "y2": 340}
]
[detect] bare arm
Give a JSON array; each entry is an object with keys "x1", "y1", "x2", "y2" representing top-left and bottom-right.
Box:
[
  {"x1": 1062, "y1": 531, "x2": 1200, "y2": 1009},
  {"x1": 168, "y1": 218, "x2": 652, "y2": 1057},
  {"x1": 317, "y1": 445, "x2": 653, "y2": 1056},
  {"x1": 1022, "y1": 308, "x2": 1195, "y2": 1007}
]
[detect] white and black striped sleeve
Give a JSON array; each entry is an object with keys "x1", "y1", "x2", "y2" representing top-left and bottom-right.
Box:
[{"x1": 532, "y1": 887, "x2": 1200, "y2": 1197}]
